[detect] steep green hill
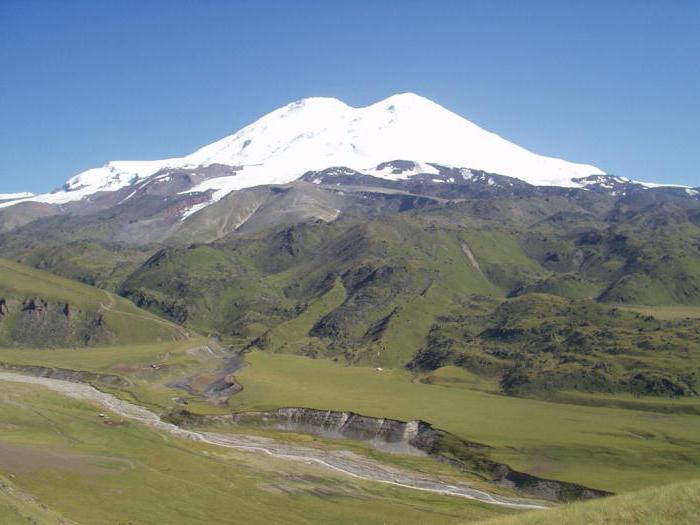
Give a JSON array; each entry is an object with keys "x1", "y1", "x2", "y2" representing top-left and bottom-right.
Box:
[{"x1": 0, "y1": 258, "x2": 186, "y2": 347}]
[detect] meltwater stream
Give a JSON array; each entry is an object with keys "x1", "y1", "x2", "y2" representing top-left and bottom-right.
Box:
[{"x1": 0, "y1": 371, "x2": 548, "y2": 510}]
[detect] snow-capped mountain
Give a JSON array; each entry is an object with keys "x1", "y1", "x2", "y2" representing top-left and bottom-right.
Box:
[{"x1": 2, "y1": 93, "x2": 607, "y2": 210}]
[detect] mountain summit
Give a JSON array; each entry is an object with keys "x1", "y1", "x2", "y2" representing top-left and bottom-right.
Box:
[
  {"x1": 2, "y1": 93, "x2": 604, "y2": 208},
  {"x1": 180, "y1": 92, "x2": 604, "y2": 193}
]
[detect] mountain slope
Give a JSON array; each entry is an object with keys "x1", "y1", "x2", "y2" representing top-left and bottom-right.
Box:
[{"x1": 113, "y1": 188, "x2": 700, "y2": 397}]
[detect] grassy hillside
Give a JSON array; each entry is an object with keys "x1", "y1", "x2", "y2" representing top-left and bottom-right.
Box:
[
  {"x1": 0, "y1": 338, "x2": 218, "y2": 412},
  {"x1": 410, "y1": 293, "x2": 700, "y2": 397},
  {"x1": 0, "y1": 258, "x2": 185, "y2": 347},
  {"x1": 1, "y1": 333, "x2": 698, "y2": 512},
  {"x1": 4, "y1": 338, "x2": 698, "y2": 495},
  {"x1": 16, "y1": 240, "x2": 154, "y2": 290},
  {"x1": 479, "y1": 479, "x2": 700, "y2": 525},
  {"x1": 118, "y1": 211, "x2": 700, "y2": 397},
  {"x1": 0, "y1": 473, "x2": 75, "y2": 525},
  {"x1": 121, "y1": 216, "x2": 503, "y2": 365}
]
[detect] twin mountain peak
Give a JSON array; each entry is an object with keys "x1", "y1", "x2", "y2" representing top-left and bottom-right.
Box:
[{"x1": 4, "y1": 93, "x2": 696, "y2": 217}]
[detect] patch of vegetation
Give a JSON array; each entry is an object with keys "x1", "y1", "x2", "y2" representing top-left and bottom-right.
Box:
[
  {"x1": 108, "y1": 193, "x2": 700, "y2": 399},
  {"x1": 0, "y1": 338, "x2": 217, "y2": 411},
  {"x1": 410, "y1": 293, "x2": 700, "y2": 397},
  {"x1": 120, "y1": 216, "x2": 498, "y2": 366}
]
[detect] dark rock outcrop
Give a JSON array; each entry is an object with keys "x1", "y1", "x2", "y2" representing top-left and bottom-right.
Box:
[
  {"x1": 0, "y1": 362, "x2": 131, "y2": 387},
  {"x1": 0, "y1": 296, "x2": 111, "y2": 348}
]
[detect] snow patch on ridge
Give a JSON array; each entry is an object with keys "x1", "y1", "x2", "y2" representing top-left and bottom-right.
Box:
[
  {"x1": 180, "y1": 201, "x2": 212, "y2": 220},
  {"x1": 636, "y1": 180, "x2": 693, "y2": 189},
  {"x1": 0, "y1": 192, "x2": 34, "y2": 201}
]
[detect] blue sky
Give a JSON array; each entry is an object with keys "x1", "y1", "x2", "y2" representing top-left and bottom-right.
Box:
[{"x1": 1, "y1": 0, "x2": 698, "y2": 192}]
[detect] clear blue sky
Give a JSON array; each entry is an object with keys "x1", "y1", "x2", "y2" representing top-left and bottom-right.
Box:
[{"x1": 1, "y1": 0, "x2": 698, "y2": 193}]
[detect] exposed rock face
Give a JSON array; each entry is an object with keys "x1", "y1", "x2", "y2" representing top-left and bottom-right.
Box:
[
  {"x1": 0, "y1": 296, "x2": 110, "y2": 347},
  {"x1": 232, "y1": 408, "x2": 438, "y2": 455},
  {"x1": 22, "y1": 298, "x2": 48, "y2": 312},
  {"x1": 169, "y1": 407, "x2": 610, "y2": 502}
]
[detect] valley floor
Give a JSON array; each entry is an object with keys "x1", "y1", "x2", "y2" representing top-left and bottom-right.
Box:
[
  {"x1": 0, "y1": 379, "x2": 518, "y2": 524},
  {"x1": 1, "y1": 340, "x2": 699, "y2": 523}
]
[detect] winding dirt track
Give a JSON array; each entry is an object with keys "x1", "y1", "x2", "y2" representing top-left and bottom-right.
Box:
[
  {"x1": 99, "y1": 290, "x2": 190, "y2": 340},
  {"x1": 0, "y1": 371, "x2": 548, "y2": 510}
]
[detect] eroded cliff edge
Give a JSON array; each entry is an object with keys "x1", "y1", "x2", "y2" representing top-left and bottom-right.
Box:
[{"x1": 168, "y1": 407, "x2": 611, "y2": 502}]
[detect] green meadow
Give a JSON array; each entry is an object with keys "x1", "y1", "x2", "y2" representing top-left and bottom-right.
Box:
[
  {"x1": 0, "y1": 338, "x2": 214, "y2": 411},
  {"x1": 230, "y1": 351, "x2": 700, "y2": 494},
  {"x1": 2, "y1": 337, "x2": 699, "y2": 498}
]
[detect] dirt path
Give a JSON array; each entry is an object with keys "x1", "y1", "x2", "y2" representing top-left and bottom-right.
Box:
[
  {"x1": 99, "y1": 290, "x2": 190, "y2": 340},
  {"x1": 0, "y1": 371, "x2": 547, "y2": 510}
]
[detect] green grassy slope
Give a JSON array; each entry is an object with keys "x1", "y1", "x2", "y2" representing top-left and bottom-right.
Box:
[
  {"x1": 0, "y1": 473, "x2": 75, "y2": 525},
  {"x1": 17, "y1": 240, "x2": 154, "y2": 290},
  {"x1": 0, "y1": 258, "x2": 185, "y2": 347},
  {"x1": 120, "y1": 216, "x2": 521, "y2": 366},
  {"x1": 0, "y1": 338, "x2": 217, "y2": 411},
  {"x1": 1, "y1": 334, "x2": 698, "y2": 515},
  {"x1": 479, "y1": 479, "x2": 700, "y2": 525}
]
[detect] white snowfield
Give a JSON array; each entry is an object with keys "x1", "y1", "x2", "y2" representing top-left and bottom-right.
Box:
[
  {"x1": 0, "y1": 192, "x2": 34, "y2": 201},
  {"x1": 2, "y1": 93, "x2": 612, "y2": 210}
]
